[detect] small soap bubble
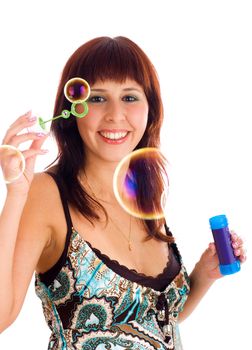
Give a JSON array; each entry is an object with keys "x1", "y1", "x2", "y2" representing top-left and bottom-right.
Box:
[
  {"x1": 64, "y1": 77, "x2": 90, "y2": 103},
  {"x1": 0, "y1": 145, "x2": 25, "y2": 183}
]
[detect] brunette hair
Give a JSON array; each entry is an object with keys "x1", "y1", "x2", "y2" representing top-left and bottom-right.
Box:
[{"x1": 48, "y1": 36, "x2": 173, "y2": 243}]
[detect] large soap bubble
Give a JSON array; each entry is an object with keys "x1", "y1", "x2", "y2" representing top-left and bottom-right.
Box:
[{"x1": 113, "y1": 147, "x2": 169, "y2": 219}]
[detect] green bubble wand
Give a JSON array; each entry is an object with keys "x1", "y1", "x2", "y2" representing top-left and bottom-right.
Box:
[
  {"x1": 0, "y1": 77, "x2": 91, "y2": 183},
  {"x1": 38, "y1": 77, "x2": 90, "y2": 130}
]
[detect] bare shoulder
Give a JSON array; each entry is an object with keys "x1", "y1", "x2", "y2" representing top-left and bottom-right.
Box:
[
  {"x1": 9, "y1": 167, "x2": 62, "y2": 321},
  {"x1": 29, "y1": 167, "x2": 68, "y2": 273},
  {"x1": 26, "y1": 167, "x2": 60, "y2": 232},
  {"x1": 31, "y1": 166, "x2": 57, "y2": 193}
]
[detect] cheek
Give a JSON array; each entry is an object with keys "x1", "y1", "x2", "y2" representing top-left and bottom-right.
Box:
[
  {"x1": 75, "y1": 103, "x2": 86, "y2": 115},
  {"x1": 79, "y1": 104, "x2": 103, "y2": 130},
  {"x1": 130, "y1": 105, "x2": 148, "y2": 129},
  {"x1": 76, "y1": 118, "x2": 94, "y2": 142}
]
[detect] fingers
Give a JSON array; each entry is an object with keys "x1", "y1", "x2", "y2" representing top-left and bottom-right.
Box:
[
  {"x1": 2, "y1": 111, "x2": 44, "y2": 146},
  {"x1": 5, "y1": 131, "x2": 48, "y2": 148},
  {"x1": 22, "y1": 148, "x2": 49, "y2": 159},
  {"x1": 2, "y1": 110, "x2": 49, "y2": 157},
  {"x1": 208, "y1": 242, "x2": 216, "y2": 255},
  {"x1": 233, "y1": 246, "x2": 247, "y2": 263},
  {"x1": 25, "y1": 134, "x2": 49, "y2": 154},
  {"x1": 199, "y1": 243, "x2": 222, "y2": 280},
  {"x1": 1, "y1": 111, "x2": 50, "y2": 185},
  {"x1": 208, "y1": 233, "x2": 247, "y2": 264},
  {"x1": 6, "y1": 110, "x2": 32, "y2": 131},
  {"x1": 230, "y1": 230, "x2": 247, "y2": 263},
  {"x1": 22, "y1": 131, "x2": 49, "y2": 175},
  {"x1": 205, "y1": 243, "x2": 218, "y2": 264}
]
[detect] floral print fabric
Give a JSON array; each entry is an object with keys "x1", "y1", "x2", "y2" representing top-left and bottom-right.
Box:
[{"x1": 35, "y1": 227, "x2": 190, "y2": 350}]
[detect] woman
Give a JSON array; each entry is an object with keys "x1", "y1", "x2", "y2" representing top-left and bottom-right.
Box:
[{"x1": 0, "y1": 36, "x2": 246, "y2": 349}]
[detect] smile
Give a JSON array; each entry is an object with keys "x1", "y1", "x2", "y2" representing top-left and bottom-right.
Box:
[{"x1": 98, "y1": 131, "x2": 130, "y2": 144}]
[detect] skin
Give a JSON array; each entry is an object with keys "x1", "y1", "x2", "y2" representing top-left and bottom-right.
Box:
[
  {"x1": 179, "y1": 231, "x2": 246, "y2": 322},
  {"x1": 76, "y1": 78, "x2": 149, "y2": 202},
  {"x1": 0, "y1": 81, "x2": 246, "y2": 333}
]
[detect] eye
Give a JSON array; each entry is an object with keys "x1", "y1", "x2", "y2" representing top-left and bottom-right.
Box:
[
  {"x1": 122, "y1": 95, "x2": 138, "y2": 102},
  {"x1": 88, "y1": 95, "x2": 106, "y2": 103}
]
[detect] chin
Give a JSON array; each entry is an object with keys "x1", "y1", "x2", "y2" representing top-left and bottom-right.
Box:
[{"x1": 101, "y1": 148, "x2": 134, "y2": 164}]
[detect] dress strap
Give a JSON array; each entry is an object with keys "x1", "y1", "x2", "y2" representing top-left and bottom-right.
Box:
[
  {"x1": 38, "y1": 171, "x2": 74, "y2": 287},
  {"x1": 164, "y1": 223, "x2": 183, "y2": 265},
  {"x1": 46, "y1": 171, "x2": 74, "y2": 232}
]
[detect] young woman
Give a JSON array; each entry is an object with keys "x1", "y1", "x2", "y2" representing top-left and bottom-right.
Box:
[{"x1": 0, "y1": 36, "x2": 246, "y2": 350}]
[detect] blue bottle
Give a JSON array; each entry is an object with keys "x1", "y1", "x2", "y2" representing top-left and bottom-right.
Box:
[{"x1": 209, "y1": 215, "x2": 241, "y2": 275}]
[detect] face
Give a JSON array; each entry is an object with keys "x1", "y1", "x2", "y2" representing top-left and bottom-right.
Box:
[{"x1": 76, "y1": 79, "x2": 149, "y2": 164}]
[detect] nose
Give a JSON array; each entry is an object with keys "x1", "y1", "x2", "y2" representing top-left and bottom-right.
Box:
[{"x1": 104, "y1": 100, "x2": 126, "y2": 122}]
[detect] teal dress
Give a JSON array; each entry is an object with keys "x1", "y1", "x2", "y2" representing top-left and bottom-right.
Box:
[{"x1": 35, "y1": 172, "x2": 190, "y2": 350}]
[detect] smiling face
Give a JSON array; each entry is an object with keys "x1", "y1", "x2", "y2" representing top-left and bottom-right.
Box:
[{"x1": 76, "y1": 79, "x2": 149, "y2": 164}]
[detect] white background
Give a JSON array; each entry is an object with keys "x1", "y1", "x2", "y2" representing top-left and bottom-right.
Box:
[{"x1": 0, "y1": 0, "x2": 251, "y2": 349}]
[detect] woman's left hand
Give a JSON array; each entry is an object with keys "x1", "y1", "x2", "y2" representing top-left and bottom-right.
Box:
[
  {"x1": 181, "y1": 232, "x2": 247, "y2": 322},
  {"x1": 196, "y1": 231, "x2": 247, "y2": 281}
]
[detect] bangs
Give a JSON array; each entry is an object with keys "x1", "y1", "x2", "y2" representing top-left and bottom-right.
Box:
[
  {"x1": 53, "y1": 36, "x2": 162, "y2": 145},
  {"x1": 67, "y1": 37, "x2": 152, "y2": 90}
]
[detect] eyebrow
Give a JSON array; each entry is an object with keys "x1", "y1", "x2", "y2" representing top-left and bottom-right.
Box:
[{"x1": 91, "y1": 87, "x2": 143, "y2": 93}]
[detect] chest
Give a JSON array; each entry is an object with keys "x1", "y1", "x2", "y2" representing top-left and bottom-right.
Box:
[
  {"x1": 77, "y1": 208, "x2": 169, "y2": 275},
  {"x1": 47, "y1": 203, "x2": 170, "y2": 278}
]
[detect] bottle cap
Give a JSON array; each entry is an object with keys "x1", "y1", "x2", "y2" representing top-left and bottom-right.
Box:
[
  {"x1": 209, "y1": 214, "x2": 228, "y2": 230},
  {"x1": 220, "y1": 261, "x2": 241, "y2": 275}
]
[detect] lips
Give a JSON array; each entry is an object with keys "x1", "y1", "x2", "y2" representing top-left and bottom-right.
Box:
[
  {"x1": 99, "y1": 130, "x2": 128, "y2": 139},
  {"x1": 98, "y1": 130, "x2": 130, "y2": 144}
]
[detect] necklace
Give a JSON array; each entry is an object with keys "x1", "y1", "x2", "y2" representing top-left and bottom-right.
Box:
[
  {"x1": 109, "y1": 213, "x2": 132, "y2": 251},
  {"x1": 81, "y1": 175, "x2": 133, "y2": 251}
]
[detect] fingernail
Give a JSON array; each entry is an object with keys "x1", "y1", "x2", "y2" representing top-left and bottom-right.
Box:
[
  {"x1": 25, "y1": 110, "x2": 32, "y2": 116},
  {"x1": 241, "y1": 256, "x2": 247, "y2": 262},
  {"x1": 28, "y1": 115, "x2": 37, "y2": 122},
  {"x1": 36, "y1": 132, "x2": 47, "y2": 137}
]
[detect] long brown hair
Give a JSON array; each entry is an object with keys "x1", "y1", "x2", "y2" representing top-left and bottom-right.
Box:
[{"x1": 48, "y1": 36, "x2": 173, "y2": 243}]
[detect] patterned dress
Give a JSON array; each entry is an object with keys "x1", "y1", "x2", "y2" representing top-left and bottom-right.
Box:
[{"x1": 35, "y1": 173, "x2": 190, "y2": 350}]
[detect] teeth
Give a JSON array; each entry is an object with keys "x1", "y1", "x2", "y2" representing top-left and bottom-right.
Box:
[{"x1": 99, "y1": 131, "x2": 128, "y2": 140}]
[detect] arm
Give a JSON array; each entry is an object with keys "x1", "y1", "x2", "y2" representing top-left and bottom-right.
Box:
[
  {"x1": 178, "y1": 257, "x2": 215, "y2": 323},
  {"x1": 179, "y1": 236, "x2": 246, "y2": 323},
  {"x1": 0, "y1": 192, "x2": 28, "y2": 328},
  {"x1": 0, "y1": 173, "x2": 52, "y2": 332},
  {"x1": 0, "y1": 111, "x2": 49, "y2": 332}
]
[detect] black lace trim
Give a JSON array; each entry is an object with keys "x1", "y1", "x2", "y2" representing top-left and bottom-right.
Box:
[{"x1": 84, "y1": 238, "x2": 181, "y2": 291}]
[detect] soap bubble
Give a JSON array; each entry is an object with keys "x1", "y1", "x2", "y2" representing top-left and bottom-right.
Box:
[
  {"x1": 64, "y1": 77, "x2": 90, "y2": 103},
  {"x1": 0, "y1": 145, "x2": 25, "y2": 183},
  {"x1": 113, "y1": 147, "x2": 169, "y2": 219}
]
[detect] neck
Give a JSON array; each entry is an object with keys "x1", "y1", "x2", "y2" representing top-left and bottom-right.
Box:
[
  {"x1": 79, "y1": 158, "x2": 122, "y2": 205},
  {"x1": 80, "y1": 158, "x2": 146, "y2": 235}
]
